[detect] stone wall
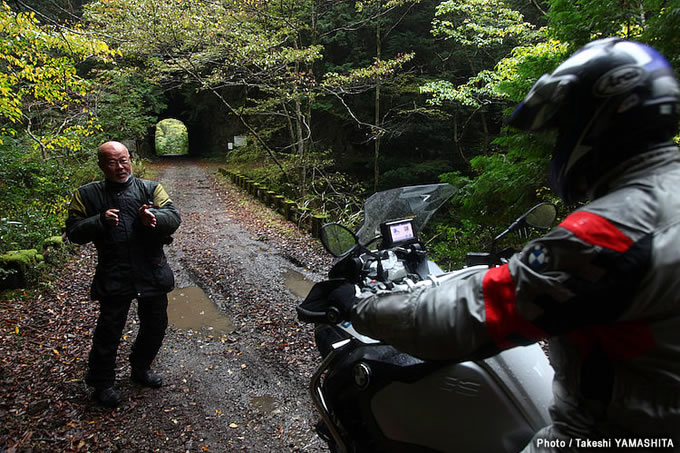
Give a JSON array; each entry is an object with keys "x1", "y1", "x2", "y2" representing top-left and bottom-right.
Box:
[{"x1": 218, "y1": 168, "x2": 327, "y2": 239}]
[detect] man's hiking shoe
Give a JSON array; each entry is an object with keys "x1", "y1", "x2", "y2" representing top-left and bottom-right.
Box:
[
  {"x1": 131, "y1": 368, "x2": 163, "y2": 388},
  {"x1": 93, "y1": 386, "x2": 121, "y2": 408}
]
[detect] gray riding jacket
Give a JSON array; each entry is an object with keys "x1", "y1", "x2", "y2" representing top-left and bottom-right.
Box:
[{"x1": 352, "y1": 144, "x2": 680, "y2": 444}]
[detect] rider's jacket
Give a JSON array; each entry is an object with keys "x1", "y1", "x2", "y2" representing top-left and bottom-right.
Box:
[
  {"x1": 352, "y1": 144, "x2": 680, "y2": 440},
  {"x1": 66, "y1": 175, "x2": 181, "y2": 300}
]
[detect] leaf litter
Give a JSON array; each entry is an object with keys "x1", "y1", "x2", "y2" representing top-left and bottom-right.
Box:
[{"x1": 1, "y1": 159, "x2": 333, "y2": 452}]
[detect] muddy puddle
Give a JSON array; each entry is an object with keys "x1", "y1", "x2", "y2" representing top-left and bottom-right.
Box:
[
  {"x1": 167, "y1": 286, "x2": 234, "y2": 335},
  {"x1": 282, "y1": 269, "x2": 316, "y2": 298},
  {"x1": 250, "y1": 395, "x2": 277, "y2": 414}
]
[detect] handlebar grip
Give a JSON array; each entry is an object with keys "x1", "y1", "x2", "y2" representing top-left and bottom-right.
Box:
[
  {"x1": 295, "y1": 304, "x2": 333, "y2": 324},
  {"x1": 296, "y1": 279, "x2": 349, "y2": 324}
]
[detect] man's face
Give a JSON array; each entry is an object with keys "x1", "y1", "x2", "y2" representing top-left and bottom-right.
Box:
[{"x1": 99, "y1": 146, "x2": 132, "y2": 183}]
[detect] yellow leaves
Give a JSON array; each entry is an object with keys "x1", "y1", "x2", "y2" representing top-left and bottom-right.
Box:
[
  {"x1": 0, "y1": 0, "x2": 112, "y2": 129},
  {"x1": 323, "y1": 53, "x2": 415, "y2": 88},
  {"x1": 494, "y1": 39, "x2": 567, "y2": 81}
]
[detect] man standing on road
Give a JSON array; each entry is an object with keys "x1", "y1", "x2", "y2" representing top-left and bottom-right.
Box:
[{"x1": 66, "y1": 141, "x2": 181, "y2": 407}]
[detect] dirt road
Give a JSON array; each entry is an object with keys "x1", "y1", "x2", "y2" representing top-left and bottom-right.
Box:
[
  {"x1": 0, "y1": 158, "x2": 333, "y2": 452},
  {"x1": 147, "y1": 158, "x2": 331, "y2": 452}
]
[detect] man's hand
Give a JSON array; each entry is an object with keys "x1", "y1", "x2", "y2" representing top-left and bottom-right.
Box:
[
  {"x1": 139, "y1": 204, "x2": 157, "y2": 228},
  {"x1": 102, "y1": 209, "x2": 120, "y2": 227}
]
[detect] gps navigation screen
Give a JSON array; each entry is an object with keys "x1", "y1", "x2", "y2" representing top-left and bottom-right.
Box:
[{"x1": 389, "y1": 221, "x2": 414, "y2": 243}]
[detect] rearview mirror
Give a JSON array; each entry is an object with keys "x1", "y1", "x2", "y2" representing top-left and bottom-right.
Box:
[
  {"x1": 320, "y1": 223, "x2": 358, "y2": 257},
  {"x1": 524, "y1": 203, "x2": 557, "y2": 230},
  {"x1": 493, "y1": 202, "x2": 558, "y2": 244}
]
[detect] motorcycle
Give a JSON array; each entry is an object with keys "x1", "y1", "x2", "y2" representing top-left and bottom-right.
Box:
[{"x1": 296, "y1": 183, "x2": 558, "y2": 453}]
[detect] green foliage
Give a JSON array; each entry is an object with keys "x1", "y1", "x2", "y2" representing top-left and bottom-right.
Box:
[
  {"x1": 421, "y1": 70, "x2": 505, "y2": 108},
  {"x1": 155, "y1": 118, "x2": 189, "y2": 156},
  {"x1": 493, "y1": 39, "x2": 569, "y2": 102},
  {"x1": 0, "y1": 138, "x2": 72, "y2": 253},
  {"x1": 379, "y1": 159, "x2": 453, "y2": 190},
  {"x1": 0, "y1": 2, "x2": 114, "y2": 157},
  {"x1": 545, "y1": 0, "x2": 680, "y2": 65},
  {"x1": 432, "y1": 0, "x2": 536, "y2": 48},
  {"x1": 227, "y1": 140, "x2": 366, "y2": 226},
  {"x1": 0, "y1": 2, "x2": 112, "y2": 256},
  {"x1": 547, "y1": 0, "x2": 677, "y2": 49},
  {"x1": 83, "y1": 0, "x2": 323, "y2": 114},
  {"x1": 420, "y1": 28, "x2": 569, "y2": 265},
  {"x1": 442, "y1": 139, "x2": 551, "y2": 224},
  {"x1": 323, "y1": 53, "x2": 415, "y2": 89},
  {"x1": 304, "y1": 167, "x2": 367, "y2": 229},
  {"x1": 424, "y1": 220, "x2": 490, "y2": 270},
  {"x1": 420, "y1": 1, "x2": 550, "y2": 108},
  {"x1": 94, "y1": 68, "x2": 167, "y2": 142},
  {"x1": 643, "y1": 3, "x2": 680, "y2": 67}
]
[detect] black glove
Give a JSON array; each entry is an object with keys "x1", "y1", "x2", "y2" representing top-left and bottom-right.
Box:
[
  {"x1": 297, "y1": 279, "x2": 357, "y2": 324},
  {"x1": 327, "y1": 282, "x2": 358, "y2": 323}
]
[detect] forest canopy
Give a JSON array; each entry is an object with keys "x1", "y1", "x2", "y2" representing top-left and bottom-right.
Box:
[{"x1": 1, "y1": 0, "x2": 679, "y2": 268}]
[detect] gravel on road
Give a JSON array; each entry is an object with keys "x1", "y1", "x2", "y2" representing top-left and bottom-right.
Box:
[{"x1": 1, "y1": 157, "x2": 334, "y2": 453}]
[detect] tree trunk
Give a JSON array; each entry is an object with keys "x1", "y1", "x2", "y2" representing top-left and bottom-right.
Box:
[
  {"x1": 453, "y1": 112, "x2": 469, "y2": 166},
  {"x1": 295, "y1": 96, "x2": 306, "y2": 196},
  {"x1": 373, "y1": 6, "x2": 382, "y2": 192},
  {"x1": 480, "y1": 109, "x2": 489, "y2": 154}
]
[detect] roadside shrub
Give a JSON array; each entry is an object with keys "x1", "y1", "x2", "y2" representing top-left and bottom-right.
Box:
[
  {"x1": 227, "y1": 143, "x2": 366, "y2": 225},
  {"x1": 0, "y1": 141, "x2": 74, "y2": 253},
  {"x1": 378, "y1": 159, "x2": 453, "y2": 191},
  {"x1": 0, "y1": 136, "x2": 152, "y2": 254}
]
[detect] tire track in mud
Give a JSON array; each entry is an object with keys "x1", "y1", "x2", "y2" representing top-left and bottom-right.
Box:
[{"x1": 148, "y1": 158, "x2": 331, "y2": 452}]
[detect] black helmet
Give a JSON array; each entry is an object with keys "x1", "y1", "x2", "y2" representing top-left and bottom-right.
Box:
[{"x1": 508, "y1": 38, "x2": 680, "y2": 203}]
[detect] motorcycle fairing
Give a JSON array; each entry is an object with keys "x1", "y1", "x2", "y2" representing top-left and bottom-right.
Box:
[{"x1": 317, "y1": 336, "x2": 553, "y2": 453}]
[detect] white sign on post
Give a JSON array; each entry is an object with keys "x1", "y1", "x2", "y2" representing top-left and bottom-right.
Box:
[{"x1": 234, "y1": 136, "x2": 247, "y2": 147}]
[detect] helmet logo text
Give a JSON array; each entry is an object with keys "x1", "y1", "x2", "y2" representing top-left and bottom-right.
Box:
[{"x1": 594, "y1": 66, "x2": 644, "y2": 97}]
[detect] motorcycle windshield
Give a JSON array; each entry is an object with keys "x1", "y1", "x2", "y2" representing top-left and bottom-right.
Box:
[{"x1": 356, "y1": 183, "x2": 456, "y2": 246}]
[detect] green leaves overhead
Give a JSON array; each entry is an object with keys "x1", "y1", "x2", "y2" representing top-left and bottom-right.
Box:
[
  {"x1": 432, "y1": 0, "x2": 536, "y2": 48},
  {"x1": 323, "y1": 53, "x2": 415, "y2": 92},
  {"x1": 421, "y1": 0, "x2": 544, "y2": 108},
  {"x1": 84, "y1": 0, "x2": 322, "y2": 89},
  {"x1": 0, "y1": 1, "x2": 113, "y2": 154},
  {"x1": 548, "y1": 0, "x2": 680, "y2": 66},
  {"x1": 420, "y1": 71, "x2": 502, "y2": 108},
  {"x1": 94, "y1": 68, "x2": 167, "y2": 141}
]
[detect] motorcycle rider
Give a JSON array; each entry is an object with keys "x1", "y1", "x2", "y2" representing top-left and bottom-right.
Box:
[{"x1": 333, "y1": 38, "x2": 680, "y2": 450}]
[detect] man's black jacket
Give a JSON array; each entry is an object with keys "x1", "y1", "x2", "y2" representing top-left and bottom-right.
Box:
[{"x1": 66, "y1": 176, "x2": 181, "y2": 300}]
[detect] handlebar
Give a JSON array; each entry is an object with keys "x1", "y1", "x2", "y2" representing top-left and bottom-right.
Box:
[
  {"x1": 296, "y1": 266, "x2": 486, "y2": 326},
  {"x1": 296, "y1": 279, "x2": 349, "y2": 324}
]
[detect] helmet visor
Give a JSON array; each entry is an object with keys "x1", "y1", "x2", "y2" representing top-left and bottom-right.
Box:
[{"x1": 508, "y1": 73, "x2": 579, "y2": 131}]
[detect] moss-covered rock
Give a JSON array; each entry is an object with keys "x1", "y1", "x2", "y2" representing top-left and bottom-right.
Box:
[
  {"x1": 42, "y1": 235, "x2": 64, "y2": 249},
  {"x1": 0, "y1": 249, "x2": 44, "y2": 289},
  {"x1": 1, "y1": 249, "x2": 42, "y2": 269},
  {"x1": 155, "y1": 118, "x2": 189, "y2": 156}
]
